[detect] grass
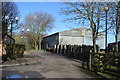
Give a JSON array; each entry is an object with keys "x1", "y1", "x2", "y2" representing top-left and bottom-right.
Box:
[
  {"x1": 78, "y1": 66, "x2": 102, "y2": 78},
  {"x1": 25, "y1": 44, "x2": 32, "y2": 50},
  {"x1": 79, "y1": 63, "x2": 120, "y2": 79},
  {"x1": 98, "y1": 71, "x2": 119, "y2": 78},
  {"x1": 94, "y1": 66, "x2": 120, "y2": 78}
]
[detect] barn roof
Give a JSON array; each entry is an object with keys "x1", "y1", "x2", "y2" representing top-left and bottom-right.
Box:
[
  {"x1": 43, "y1": 32, "x2": 59, "y2": 39},
  {"x1": 43, "y1": 27, "x2": 104, "y2": 38}
]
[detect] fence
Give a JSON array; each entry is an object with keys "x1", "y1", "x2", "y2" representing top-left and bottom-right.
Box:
[
  {"x1": 49, "y1": 44, "x2": 98, "y2": 69},
  {"x1": 90, "y1": 52, "x2": 120, "y2": 77},
  {"x1": 4, "y1": 43, "x2": 25, "y2": 60},
  {"x1": 47, "y1": 44, "x2": 120, "y2": 77}
]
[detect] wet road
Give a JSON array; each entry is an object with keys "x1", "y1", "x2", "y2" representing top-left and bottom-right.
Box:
[{"x1": 2, "y1": 50, "x2": 100, "y2": 79}]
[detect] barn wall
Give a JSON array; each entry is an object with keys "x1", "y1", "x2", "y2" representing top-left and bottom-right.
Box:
[
  {"x1": 59, "y1": 28, "x2": 93, "y2": 46},
  {"x1": 42, "y1": 27, "x2": 105, "y2": 49},
  {"x1": 59, "y1": 31, "x2": 105, "y2": 49},
  {"x1": 96, "y1": 36, "x2": 105, "y2": 49},
  {"x1": 84, "y1": 35, "x2": 93, "y2": 45},
  {"x1": 59, "y1": 35, "x2": 83, "y2": 45},
  {"x1": 42, "y1": 33, "x2": 59, "y2": 49}
]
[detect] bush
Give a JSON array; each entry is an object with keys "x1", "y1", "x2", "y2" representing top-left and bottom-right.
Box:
[{"x1": 5, "y1": 43, "x2": 25, "y2": 60}]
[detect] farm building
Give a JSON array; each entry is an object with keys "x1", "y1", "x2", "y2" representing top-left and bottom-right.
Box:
[
  {"x1": 42, "y1": 27, "x2": 105, "y2": 50},
  {"x1": 108, "y1": 31, "x2": 120, "y2": 52},
  {"x1": 108, "y1": 41, "x2": 120, "y2": 52}
]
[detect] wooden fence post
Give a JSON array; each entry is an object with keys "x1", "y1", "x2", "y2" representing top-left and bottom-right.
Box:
[
  {"x1": 72, "y1": 45, "x2": 74, "y2": 58},
  {"x1": 62, "y1": 45, "x2": 64, "y2": 55},
  {"x1": 59, "y1": 45, "x2": 61, "y2": 54},
  {"x1": 66, "y1": 45, "x2": 68, "y2": 56},
  {"x1": 54, "y1": 45, "x2": 56, "y2": 53},
  {"x1": 68, "y1": 45, "x2": 70, "y2": 57},
  {"x1": 87, "y1": 49, "x2": 89, "y2": 69},
  {"x1": 70, "y1": 45, "x2": 73, "y2": 58},
  {"x1": 77, "y1": 45, "x2": 80, "y2": 59},
  {"x1": 55, "y1": 45, "x2": 57, "y2": 54},
  {"x1": 74, "y1": 45, "x2": 77, "y2": 58},
  {"x1": 57, "y1": 45, "x2": 59, "y2": 54},
  {"x1": 78, "y1": 45, "x2": 81, "y2": 60},
  {"x1": 64, "y1": 45, "x2": 66, "y2": 56},
  {"x1": 89, "y1": 52, "x2": 92, "y2": 70},
  {"x1": 60, "y1": 45, "x2": 62, "y2": 54},
  {"x1": 82, "y1": 45, "x2": 84, "y2": 68}
]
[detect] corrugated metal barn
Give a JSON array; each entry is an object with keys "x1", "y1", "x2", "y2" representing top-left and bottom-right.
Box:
[{"x1": 42, "y1": 27, "x2": 105, "y2": 49}]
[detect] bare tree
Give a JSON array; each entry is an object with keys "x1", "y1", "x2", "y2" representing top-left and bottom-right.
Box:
[
  {"x1": 61, "y1": 1, "x2": 117, "y2": 52},
  {"x1": 2, "y1": 2, "x2": 19, "y2": 36},
  {"x1": 110, "y1": 1, "x2": 120, "y2": 53},
  {"x1": 1, "y1": 2, "x2": 19, "y2": 56},
  {"x1": 115, "y1": 1, "x2": 120, "y2": 53},
  {"x1": 22, "y1": 12, "x2": 55, "y2": 50}
]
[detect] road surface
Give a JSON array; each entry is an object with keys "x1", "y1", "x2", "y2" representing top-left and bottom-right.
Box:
[{"x1": 2, "y1": 50, "x2": 100, "y2": 78}]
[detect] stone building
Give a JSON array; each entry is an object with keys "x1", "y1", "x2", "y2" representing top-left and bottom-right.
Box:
[{"x1": 42, "y1": 27, "x2": 105, "y2": 50}]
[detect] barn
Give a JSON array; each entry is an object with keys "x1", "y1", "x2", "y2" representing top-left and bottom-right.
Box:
[{"x1": 42, "y1": 27, "x2": 105, "y2": 50}]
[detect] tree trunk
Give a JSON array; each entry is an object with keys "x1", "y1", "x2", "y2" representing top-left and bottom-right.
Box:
[
  {"x1": 35, "y1": 41, "x2": 38, "y2": 50},
  {"x1": 39, "y1": 41, "x2": 42, "y2": 50},
  {"x1": 115, "y1": 33, "x2": 118, "y2": 53},
  {"x1": 2, "y1": 36, "x2": 5, "y2": 56},
  {"x1": 38, "y1": 36, "x2": 42, "y2": 50},
  {"x1": 37, "y1": 43, "x2": 41, "y2": 50},
  {"x1": 91, "y1": 19, "x2": 97, "y2": 53},
  {"x1": 37, "y1": 40, "x2": 39, "y2": 50},
  {"x1": 93, "y1": 38, "x2": 97, "y2": 53},
  {"x1": 115, "y1": 5, "x2": 119, "y2": 53}
]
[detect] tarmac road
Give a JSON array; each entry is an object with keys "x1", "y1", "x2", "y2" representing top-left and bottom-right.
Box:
[{"x1": 1, "y1": 50, "x2": 101, "y2": 79}]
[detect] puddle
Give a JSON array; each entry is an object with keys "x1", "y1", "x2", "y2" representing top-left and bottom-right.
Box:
[
  {"x1": 2, "y1": 70, "x2": 44, "y2": 79},
  {"x1": 6, "y1": 74, "x2": 26, "y2": 78}
]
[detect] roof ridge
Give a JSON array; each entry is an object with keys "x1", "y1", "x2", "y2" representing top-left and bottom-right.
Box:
[{"x1": 60, "y1": 27, "x2": 90, "y2": 33}]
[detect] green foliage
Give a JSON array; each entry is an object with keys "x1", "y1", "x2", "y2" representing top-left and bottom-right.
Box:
[
  {"x1": 25, "y1": 44, "x2": 32, "y2": 51},
  {"x1": 5, "y1": 43, "x2": 25, "y2": 60},
  {"x1": 91, "y1": 52, "x2": 120, "y2": 78}
]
